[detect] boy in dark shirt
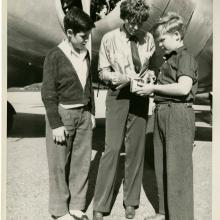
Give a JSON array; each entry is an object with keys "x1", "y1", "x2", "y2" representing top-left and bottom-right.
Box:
[
  {"x1": 135, "y1": 12, "x2": 198, "y2": 220},
  {"x1": 41, "y1": 7, "x2": 95, "y2": 220}
]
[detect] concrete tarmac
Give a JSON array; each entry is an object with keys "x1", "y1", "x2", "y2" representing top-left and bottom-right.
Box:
[{"x1": 6, "y1": 91, "x2": 212, "y2": 220}]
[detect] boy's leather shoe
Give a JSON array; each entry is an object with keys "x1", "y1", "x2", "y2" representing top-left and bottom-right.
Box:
[
  {"x1": 144, "y1": 214, "x2": 165, "y2": 220},
  {"x1": 93, "y1": 211, "x2": 103, "y2": 220},
  {"x1": 125, "y1": 206, "x2": 135, "y2": 219},
  {"x1": 53, "y1": 213, "x2": 73, "y2": 220}
]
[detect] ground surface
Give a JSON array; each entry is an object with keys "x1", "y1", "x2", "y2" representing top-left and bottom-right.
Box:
[{"x1": 6, "y1": 91, "x2": 212, "y2": 220}]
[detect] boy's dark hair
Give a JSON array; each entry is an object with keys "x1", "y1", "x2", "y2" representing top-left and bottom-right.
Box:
[
  {"x1": 153, "y1": 12, "x2": 185, "y2": 40},
  {"x1": 120, "y1": 0, "x2": 151, "y2": 24},
  {"x1": 64, "y1": 7, "x2": 95, "y2": 34}
]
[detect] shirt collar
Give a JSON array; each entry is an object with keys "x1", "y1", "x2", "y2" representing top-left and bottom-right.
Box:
[
  {"x1": 58, "y1": 38, "x2": 88, "y2": 59},
  {"x1": 175, "y1": 45, "x2": 186, "y2": 54},
  {"x1": 120, "y1": 25, "x2": 130, "y2": 41},
  {"x1": 163, "y1": 46, "x2": 186, "y2": 60}
]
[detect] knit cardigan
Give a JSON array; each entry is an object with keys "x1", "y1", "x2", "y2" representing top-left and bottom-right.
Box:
[{"x1": 41, "y1": 47, "x2": 95, "y2": 129}]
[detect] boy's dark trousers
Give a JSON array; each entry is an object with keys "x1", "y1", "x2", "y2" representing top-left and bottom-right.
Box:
[
  {"x1": 153, "y1": 102, "x2": 195, "y2": 220},
  {"x1": 93, "y1": 87, "x2": 148, "y2": 212},
  {"x1": 45, "y1": 106, "x2": 92, "y2": 217}
]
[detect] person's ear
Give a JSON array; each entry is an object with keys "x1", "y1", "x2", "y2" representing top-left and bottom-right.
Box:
[
  {"x1": 174, "y1": 31, "x2": 181, "y2": 41},
  {"x1": 66, "y1": 29, "x2": 73, "y2": 41}
]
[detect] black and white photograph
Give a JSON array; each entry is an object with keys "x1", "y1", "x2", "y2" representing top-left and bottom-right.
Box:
[{"x1": 2, "y1": 0, "x2": 218, "y2": 219}]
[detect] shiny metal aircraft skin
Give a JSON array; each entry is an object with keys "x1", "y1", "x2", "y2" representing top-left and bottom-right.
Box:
[{"x1": 8, "y1": 0, "x2": 212, "y2": 92}]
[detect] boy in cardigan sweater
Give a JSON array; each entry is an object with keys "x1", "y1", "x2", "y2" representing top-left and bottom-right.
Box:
[{"x1": 41, "y1": 7, "x2": 95, "y2": 220}]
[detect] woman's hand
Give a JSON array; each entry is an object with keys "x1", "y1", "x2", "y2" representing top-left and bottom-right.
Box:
[
  {"x1": 127, "y1": 72, "x2": 139, "y2": 80},
  {"x1": 111, "y1": 72, "x2": 129, "y2": 85},
  {"x1": 135, "y1": 82, "x2": 155, "y2": 96}
]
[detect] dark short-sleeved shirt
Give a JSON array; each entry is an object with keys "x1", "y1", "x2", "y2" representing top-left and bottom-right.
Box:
[{"x1": 154, "y1": 46, "x2": 198, "y2": 103}]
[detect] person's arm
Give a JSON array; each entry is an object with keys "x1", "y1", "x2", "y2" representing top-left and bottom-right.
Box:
[
  {"x1": 98, "y1": 35, "x2": 132, "y2": 86},
  {"x1": 98, "y1": 37, "x2": 116, "y2": 83},
  {"x1": 99, "y1": 68, "x2": 130, "y2": 85},
  {"x1": 88, "y1": 67, "x2": 96, "y2": 129},
  {"x1": 135, "y1": 75, "x2": 193, "y2": 96},
  {"x1": 155, "y1": 76, "x2": 193, "y2": 95},
  {"x1": 135, "y1": 53, "x2": 197, "y2": 97},
  {"x1": 41, "y1": 51, "x2": 68, "y2": 144}
]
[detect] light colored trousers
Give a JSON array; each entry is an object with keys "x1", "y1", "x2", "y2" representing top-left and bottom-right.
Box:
[{"x1": 46, "y1": 106, "x2": 92, "y2": 217}]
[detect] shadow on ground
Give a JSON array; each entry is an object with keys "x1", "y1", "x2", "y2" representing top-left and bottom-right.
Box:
[
  {"x1": 195, "y1": 110, "x2": 212, "y2": 142},
  {"x1": 195, "y1": 126, "x2": 212, "y2": 142},
  {"x1": 8, "y1": 113, "x2": 46, "y2": 138}
]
